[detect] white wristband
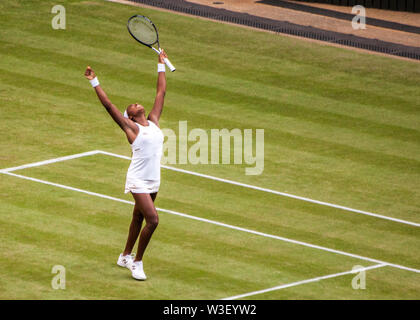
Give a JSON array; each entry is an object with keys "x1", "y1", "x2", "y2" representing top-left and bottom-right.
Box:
[
  {"x1": 89, "y1": 77, "x2": 99, "y2": 87},
  {"x1": 157, "y1": 63, "x2": 166, "y2": 73}
]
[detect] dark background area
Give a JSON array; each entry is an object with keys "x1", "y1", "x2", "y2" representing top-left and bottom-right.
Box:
[{"x1": 291, "y1": 0, "x2": 420, "y2": 12}]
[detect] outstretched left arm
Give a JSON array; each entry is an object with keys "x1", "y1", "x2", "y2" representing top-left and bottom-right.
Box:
[{"x1": 147, "y1": 50, "x2": 167, "y2": 127}]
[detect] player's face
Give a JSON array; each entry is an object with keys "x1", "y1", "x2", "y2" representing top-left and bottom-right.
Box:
[{"x1": 127, "y1": 103, "x2": 145, "y2": 117}]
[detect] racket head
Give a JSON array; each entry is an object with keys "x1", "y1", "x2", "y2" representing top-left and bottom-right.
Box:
[{"x1": 127, "y1": 14, "x2": 159, "y2": 47}]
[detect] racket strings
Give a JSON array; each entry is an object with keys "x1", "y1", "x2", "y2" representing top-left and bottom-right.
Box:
[{"x1": 128, "y1": 18, "x2": 157, "y2": 45}]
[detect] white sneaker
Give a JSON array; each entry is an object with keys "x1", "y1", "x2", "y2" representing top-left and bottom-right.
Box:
[
  {"x1": 131, "y1": 260, "x2": 147, "y2": 280},
  {"x1": 117, "y1": 253, "x2": 134, "y2": 269}
]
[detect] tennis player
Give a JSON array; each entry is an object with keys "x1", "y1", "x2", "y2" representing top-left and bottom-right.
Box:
[{"x1": 84, "y1": 50, "x2": 168, "y2": 280}]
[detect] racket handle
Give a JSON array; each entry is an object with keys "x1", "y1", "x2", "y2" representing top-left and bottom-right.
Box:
[{"x1": 163, "y1": 57, "x2": 176, "y2": 72}]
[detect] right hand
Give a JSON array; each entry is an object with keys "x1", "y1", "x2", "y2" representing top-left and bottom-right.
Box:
[
  {"x1": 84, "y1": 66, "x2": 96, "y2": 80},
  {"x1": 158, "y1": 49, "x2": 168, "y2": 64}
]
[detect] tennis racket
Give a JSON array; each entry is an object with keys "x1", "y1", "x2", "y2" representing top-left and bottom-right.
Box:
[{"x1": 127, "y1": 14, "x2": 176, "y2": 72}]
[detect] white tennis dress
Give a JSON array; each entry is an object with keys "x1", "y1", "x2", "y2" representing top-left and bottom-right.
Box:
[{"x1": 125, "y1": 120, "x2": 164, "y2": 194}]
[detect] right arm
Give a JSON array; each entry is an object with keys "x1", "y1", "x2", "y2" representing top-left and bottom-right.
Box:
[{"x1": 84, "y1": 66, "x2": 138, "y2": 143}]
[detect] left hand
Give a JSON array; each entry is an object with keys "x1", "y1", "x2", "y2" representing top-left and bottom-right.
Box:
[{"x1": 158, "y1": 49, "x2": 168, "y2": 64}]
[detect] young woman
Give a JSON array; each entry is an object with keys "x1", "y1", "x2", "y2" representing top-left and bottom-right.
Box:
[{"x1": 84, "y1": 50, "x2": 168, "y2": 280}]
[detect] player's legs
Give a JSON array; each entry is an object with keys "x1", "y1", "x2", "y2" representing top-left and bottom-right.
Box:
[
  {"x1": 122, "y1": 203, "x2": 144, "y2": 256},
  {"x1": 122, "y1": 192, "x2": 157, "y2": 256},
  {"x1": 131, "y1": 192, "x2": 159, "y2": 262}
]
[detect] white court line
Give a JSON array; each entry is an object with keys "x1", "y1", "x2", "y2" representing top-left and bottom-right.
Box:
[
  {"x1": 222, "y1": 263, "x2": 388, "y2": 300},
  {"x1": 0, "y1": 150, "x2": 102, "y2": 173},
  {"x1": 97, "y1": 150, "x2": 420, "y2": 228},
  {"x1": 2, "y1": 171, "x2": 419, "y2": 274}
]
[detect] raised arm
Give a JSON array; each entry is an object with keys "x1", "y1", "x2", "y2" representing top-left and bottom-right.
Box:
[
  {"x1": 147, "y1": 50, "x2": 168, "y2": 126},
  {"x1": 84, "y1": 66, "x2": 138, "y2": 143}
]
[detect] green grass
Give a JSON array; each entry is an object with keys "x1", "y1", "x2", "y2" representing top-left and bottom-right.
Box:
[{"x1": 0, "y1": 0, "x2": 419, "y2": 299}]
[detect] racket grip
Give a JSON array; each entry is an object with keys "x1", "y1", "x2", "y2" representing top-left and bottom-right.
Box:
[{"x1": 163, "y1": 57, "x2": 176, "y2": 72}]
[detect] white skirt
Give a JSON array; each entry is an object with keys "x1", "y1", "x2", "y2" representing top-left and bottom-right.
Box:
[{"x1": 125, "y1": 177, "x2": 160, "y2": 194}]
